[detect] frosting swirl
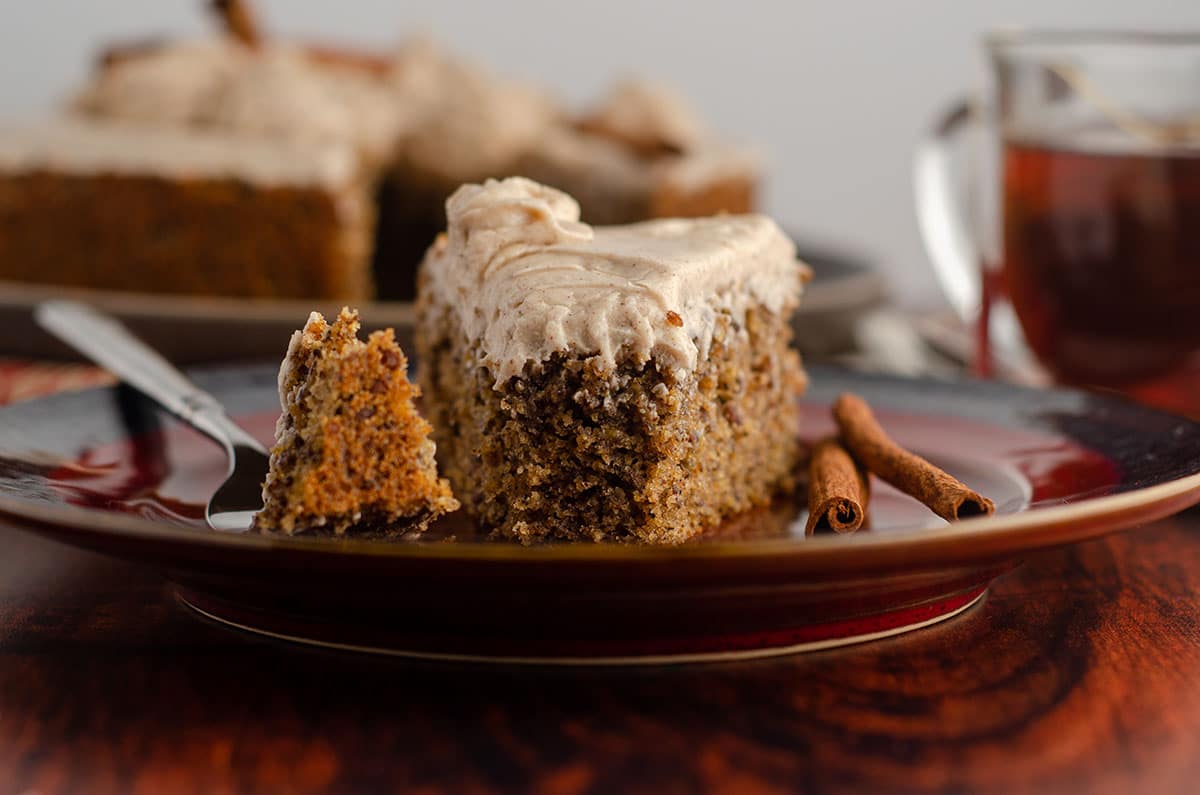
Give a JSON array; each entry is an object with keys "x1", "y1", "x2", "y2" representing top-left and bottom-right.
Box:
[
  {"x1": 389, "y1": 40, "x2": 559, "y2": 181},
  {"x1": 580, "y1": 79, "x2": 707, "y2": 154},
  {"x1": 423, "y1": 177, "x2": 805, "y2": 385},
  {"x1": 72, "y1": 38, "x2": 404, "y2": 163}
]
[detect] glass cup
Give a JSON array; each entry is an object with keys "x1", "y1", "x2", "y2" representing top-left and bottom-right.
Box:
[{"x1": 916, "y1": 30, "x2": 1200, "y2": 415}]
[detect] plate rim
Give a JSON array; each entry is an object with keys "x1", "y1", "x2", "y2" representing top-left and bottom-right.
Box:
[
  {"x1": 4, "y1": 362, "x2": 1200, "y2": 573},
  {"x1": 2, "y1": 434, "x2": 1198, "y2": 573}
]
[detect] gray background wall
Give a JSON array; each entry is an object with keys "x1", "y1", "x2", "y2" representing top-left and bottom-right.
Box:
[{"x1": 4, "y1": 1, "x2": 1198, "y2": 306}]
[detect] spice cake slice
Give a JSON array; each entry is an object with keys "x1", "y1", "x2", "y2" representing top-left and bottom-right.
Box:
[
  {"x1": 254, "y1": 308, "x2": 457, "y2": 536},
  {"x1": 416, "y1": 177, "x2": 808, "y2": 544}
]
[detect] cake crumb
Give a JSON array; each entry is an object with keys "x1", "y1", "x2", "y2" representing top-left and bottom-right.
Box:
[{"x1": 253, "y1": 308, "x2": 457, "y2": 536}]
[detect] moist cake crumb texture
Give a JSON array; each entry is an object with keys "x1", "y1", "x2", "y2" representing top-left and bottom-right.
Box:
[
  {"x1": 417, "y1": 177, "x2": 808, "y2": 544},
  {"x1": 254, "y1": 307, "x2": 457, "y2": 536}
]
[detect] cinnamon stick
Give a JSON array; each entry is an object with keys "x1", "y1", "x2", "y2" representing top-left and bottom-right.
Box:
[
  {"x1": 833, "y1": 392, "x2": 994, "y2": 522},
  {"x1": 210, "y1": 0, "x2": 262, "y2": 47},
  {"x1": 805, "y1": 437, "x2": 869, "y2": 535}
]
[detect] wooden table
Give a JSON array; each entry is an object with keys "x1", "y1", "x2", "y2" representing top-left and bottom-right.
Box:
[{"x1": 2, "y1": 515, "x2": 1200, "y2": 795}]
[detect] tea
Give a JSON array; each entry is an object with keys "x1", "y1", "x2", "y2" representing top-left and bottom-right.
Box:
[{"x1": 1001, "y1": 132, "x2": 1200, "y2": 388}]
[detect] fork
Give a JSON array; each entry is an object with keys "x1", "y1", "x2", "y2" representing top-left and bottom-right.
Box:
[{"x1": 34, "y1": 300, "x2": 270, "y2": 532}]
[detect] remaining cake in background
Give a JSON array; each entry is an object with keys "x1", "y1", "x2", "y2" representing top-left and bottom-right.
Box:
[
  {"x1": 253, "y1": 307, "x2": 457, "y2": 536},
  {"x1": 0, "y1": 118, "x2": 375, "y2": 299},
  {"x1": 0, "y1": 17, "x2": 765, "y2": 302},
  {"x1": 19, "y1": 34, "x2": 556, "y2": 301},
  {"x1": 416, "y1": 177, "x2": 808, "y2": 544},
  {"x1": 0, "y1": 35, "x2": 399, "y2": 300},
  {"x1": 519, "y1": 80, "x2": 760, "y2": 226}
]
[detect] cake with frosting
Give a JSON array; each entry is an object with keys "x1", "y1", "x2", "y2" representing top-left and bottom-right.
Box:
[
  {"x1": 53, "y1": 35, "x2": 559, "y2": 302},
  {"x1": 416, "y1": 177, "x2": 808, "y2": 544},
  {"x1": 0, "y1": 34, "x2": 558, "y2": 301},
  {"x1": 253, "y1": 307, "x2": 457, "y2": 536},
  {"x1": 0, "y1": 117, "x2": 375, "y2": 299},
  {"x1": 0, "y1": 37, "x2": 396, "y2": 299}
]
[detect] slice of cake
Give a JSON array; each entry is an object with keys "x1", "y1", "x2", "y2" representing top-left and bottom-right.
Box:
[
  {"x1": 254, "y1": 308, "x2": 457, "y2": 536},
  {"x1": 416, "y1": 177, "x2": 808, "y2": 544}
]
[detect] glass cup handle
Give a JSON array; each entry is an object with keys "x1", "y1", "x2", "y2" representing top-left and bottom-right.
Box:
[
  {"x1": 913, "y1": 99, "x2": 978, "y2": 323},
  {"x1": 913, "y1": 104, "x2": 1046, "y2": 384}
]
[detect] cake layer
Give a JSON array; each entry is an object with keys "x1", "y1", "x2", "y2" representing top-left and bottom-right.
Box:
[
  {"x1": 419, "y1": 177, "x2": 806, "y2": 384},
  {"x1": 420, "y1": 302, "x2": 804, "y2": 543},
  {"x1": 0, "y1": 151, "x2": 374, "y2": 299}
]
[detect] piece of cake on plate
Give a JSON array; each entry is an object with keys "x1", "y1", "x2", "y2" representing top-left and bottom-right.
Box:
[
  {"x1": 416, "y1": 177, "x2": 808, "y2": 544},
  {"x1": 254, "y1": 307, "x2": 457, "y2": 536}
]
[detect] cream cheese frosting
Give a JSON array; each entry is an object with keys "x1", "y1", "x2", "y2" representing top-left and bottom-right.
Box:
[
  {"x1": 72, "y1": 38, "x2": 405, "y2": 164},
  {"x1": 0, "y1": 118, "x2": 357, "y2": 187},
  {"x1": 72, "y1": 39, "x2": 242, "y2": 128},
  {"x1": 422, "y1": 177, "x2": 806, "y2": 385},
  {"x1": 522, "y1": 125, "x2": 761, "y2": 215},
  {"x1": 518, "y1": 76, "x2": 760, "y2": 223},
  {"x1": 389, "y1": 39, "x2": 560, "y2": 182},
  {"x1": 581, "y1": 79, "x2": 708, "y2": 152}
]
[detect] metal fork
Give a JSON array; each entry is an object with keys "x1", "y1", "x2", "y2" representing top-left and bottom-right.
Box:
[{"x1": 34, "y1": 300, "x2": 270, "y2": 532}]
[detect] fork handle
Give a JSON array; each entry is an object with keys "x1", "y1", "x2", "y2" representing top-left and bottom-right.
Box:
[{"x1": 35, "y1": 300, "x2": 268, "y2": 455}]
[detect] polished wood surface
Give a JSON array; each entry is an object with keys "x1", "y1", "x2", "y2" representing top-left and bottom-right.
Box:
[{"x1": 3, "y1": 516, "x2": 1200, "y2": 795}]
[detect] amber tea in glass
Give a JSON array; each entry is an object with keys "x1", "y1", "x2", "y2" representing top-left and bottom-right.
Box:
[{"x1": 918, "y1": 32, "x2": 1200, "y2": 414}]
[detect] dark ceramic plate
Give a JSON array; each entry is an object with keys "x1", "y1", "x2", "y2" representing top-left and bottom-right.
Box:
[
  {"x1": 0, "y1": 365, "x2": 1197, "y2": 664},
  {"x1": 0, "y1": 243, "x2": 881, "y2": 364}
]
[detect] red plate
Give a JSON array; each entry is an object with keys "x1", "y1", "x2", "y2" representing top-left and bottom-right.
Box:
[{"x1": 1, "y1": 364, "x2": 1198, "y2": 664}]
